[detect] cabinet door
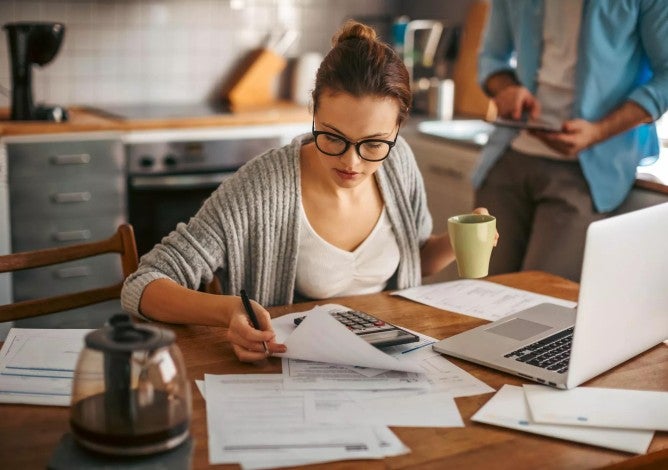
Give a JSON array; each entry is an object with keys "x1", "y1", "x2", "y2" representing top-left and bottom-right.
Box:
[
  {"x1": 405, "y1": 134, "x2": 480, "y2": 231},
  {"x1": 8, "y1": 138, "x2": 126, "y2": 249},
  {"x1": 6, "y1": 137, "x2": 127, "y2": 328},
  {"x1": 7, "y1": 139, "x2": 123, "y2": 179}
]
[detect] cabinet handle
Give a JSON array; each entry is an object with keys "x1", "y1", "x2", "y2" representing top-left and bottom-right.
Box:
[
  {"x1": 51, "y1": 191, "x2": 92, "y2": 203},
  {"x1": 50, "y1": 153, "x2": 91, "y2": 165},
  {"x1": 54, "y1": 266, "x2": 91, "y2": 279},
  {"x1": 52, "y1": 229, "x2": 91, "y2": 242},
  {"x1": 428, "y1": 164, "x2": 464, "y2": 181}
]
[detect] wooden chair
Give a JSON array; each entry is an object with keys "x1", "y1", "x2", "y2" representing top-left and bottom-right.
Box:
[{"x1": 0, "y1": 224, "x2": 139, "y2": 323}]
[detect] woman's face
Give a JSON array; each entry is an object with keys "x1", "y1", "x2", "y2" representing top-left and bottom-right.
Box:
[{"x1": 311, "y1": 91, "x2": 400, "y2": 189}]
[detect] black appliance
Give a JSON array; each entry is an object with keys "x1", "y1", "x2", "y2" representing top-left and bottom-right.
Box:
[
  {"x1": 3, "y1": 21, "x2": 68, "y2": 121},
  {"x1": 126, "y1": 135, "x2": 281, "y2": 257}
]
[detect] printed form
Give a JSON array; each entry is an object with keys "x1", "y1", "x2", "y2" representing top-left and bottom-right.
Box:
[
  {"x1": 202, "y1": 374, "x2": 409, "y2": 469},
  {"x1": 393, "y1": 279, "x2": 576, "y2": 321},
  {"x1": 0, "y1": 328, "x2": 90, "y2": 406}
]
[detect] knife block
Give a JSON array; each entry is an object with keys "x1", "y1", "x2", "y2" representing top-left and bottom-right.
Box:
[{"x1": 226, "y1": 48, "x2": 287, "y2": 110}]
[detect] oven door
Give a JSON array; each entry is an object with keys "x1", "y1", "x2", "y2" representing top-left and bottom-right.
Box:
[{"x1": 128, "y1": 171, "x2": 233, "y2": 257}]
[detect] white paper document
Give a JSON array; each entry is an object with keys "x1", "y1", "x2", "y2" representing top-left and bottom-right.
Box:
[
  {"x1": 272, "y1": 304, "x2": 422, "y2": 373},
  {"x1": 523, "y1": 385, "x2": 668, "y2": 431},
  {"x1": 305, "y1": 389, "x2": 464, "y2": 427},
  {"x1": 203, "y1": 374, "x2": 409, "y2": 469},
  {"x1": 278, "y1": 323, "x2": 493, "y2": 396},
  {"x1": 393, "y1": 279, "x2": 576, "y2": 321},
  {"x1": 396, "y1": 340, "x2": 494, "y2": 397},
  {"x1": 282, "y1": 357, "x2": 429, "y2": 391},
  {"x1": 0, "y1": 328, "x2": 90, "y2": 406},
  {"x1": 472, "y1": 385, "x2": 654, "y2": 454}
]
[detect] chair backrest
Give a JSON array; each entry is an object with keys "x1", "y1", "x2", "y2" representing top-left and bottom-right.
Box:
[{"x1": 0, "y1": 224, "x2": 139, "y2": 322}]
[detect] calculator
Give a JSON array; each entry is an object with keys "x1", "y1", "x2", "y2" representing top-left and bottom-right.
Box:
[{"x1": 293, "y1": 309, "x2": 419, "y2": 348}]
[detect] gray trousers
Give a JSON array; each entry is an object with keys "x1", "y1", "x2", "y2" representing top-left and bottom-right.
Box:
[{"x1": 474, "y1": 148, "x2": 608, "y2": 282}]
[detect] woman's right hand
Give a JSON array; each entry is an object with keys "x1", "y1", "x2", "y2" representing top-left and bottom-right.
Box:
[{"x1": 226, "y1": 297, "x2": 287, "y2": 362}]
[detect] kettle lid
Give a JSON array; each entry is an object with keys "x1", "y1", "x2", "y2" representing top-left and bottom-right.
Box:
[{"x1": 85, "y1": 314, "x2": 175, "y2": 353}]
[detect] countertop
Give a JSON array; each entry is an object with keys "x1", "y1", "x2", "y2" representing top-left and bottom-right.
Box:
[
  {"x1": 413, "y1": 118, "x2": 668, "y2": 196},
  {"x1": 2, "y1": 106, "x2": 667, "y2": 196},
  {"x1": 0, "y1": 101, "x2": 312, "y2": 137}
]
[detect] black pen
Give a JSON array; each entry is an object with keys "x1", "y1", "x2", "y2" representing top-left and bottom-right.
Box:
[{"x1": 240, "y1": 289, "x2": 270, "y2": 355}]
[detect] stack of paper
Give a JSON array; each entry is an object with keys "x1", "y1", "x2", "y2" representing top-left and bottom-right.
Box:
[
  {"x1": 0, "y1": 328, "x2": 90, "y2": 406},
  {"x1": 472, "y1": 384, "x2": 664, "y2": 454},
  {"x1": 202, "y1": 303, "x2": 496, "y2": 469}
]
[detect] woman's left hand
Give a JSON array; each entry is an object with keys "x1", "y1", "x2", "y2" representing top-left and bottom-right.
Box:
[{"x1": 472, "y1": 207, "x2": 499, "y2": 246}]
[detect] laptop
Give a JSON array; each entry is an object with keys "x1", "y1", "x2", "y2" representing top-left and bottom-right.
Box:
[{"x1": 433, "y1": 202, "x2": 668, "y2": 389}]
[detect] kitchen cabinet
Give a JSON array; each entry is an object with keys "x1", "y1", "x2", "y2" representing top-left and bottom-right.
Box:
[
  {"x1": 3, "y1": 132, "x2": 126, "y2": 329},
  {"x1": 403, "y1": 126, "x2": 482, "y2": 283}
]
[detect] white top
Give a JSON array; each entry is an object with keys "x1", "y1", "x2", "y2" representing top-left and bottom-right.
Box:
[
  {"x1": 295, "y1": 205, "x2": 401, "y2": 299},
  {"x1": 511, "y1": 0, "x2": 583, "y2": 158}
]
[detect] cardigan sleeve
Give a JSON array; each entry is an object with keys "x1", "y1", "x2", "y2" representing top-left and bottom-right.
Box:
[{"x1": 120, "y1": 181, "x2": 235, "y2": 317}]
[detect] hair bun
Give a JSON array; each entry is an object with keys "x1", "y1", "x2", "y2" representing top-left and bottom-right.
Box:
[{"x1": 332, "y1": 19, "x2": 377, "y2": 46}]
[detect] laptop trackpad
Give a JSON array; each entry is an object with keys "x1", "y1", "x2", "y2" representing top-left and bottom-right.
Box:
[{"x1": 486, "y1": 318, "x2": 552, "y2": 341}]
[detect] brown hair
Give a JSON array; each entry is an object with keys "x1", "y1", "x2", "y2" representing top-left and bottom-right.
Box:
[{"x1": 311, "y1": 20, "x2": 411, "y2": 124}]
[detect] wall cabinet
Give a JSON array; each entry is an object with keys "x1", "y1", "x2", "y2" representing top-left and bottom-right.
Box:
[
  {"x1": 4, "y1": 133, "x2": 126, "y2": 329},
  {"x1": 403, "y1": 129, "x2": 481, "y2": 283}
]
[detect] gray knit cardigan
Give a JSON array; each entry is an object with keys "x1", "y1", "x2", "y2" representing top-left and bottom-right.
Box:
[{"x1": 121, "y1": 133, "x2": 433, "y2": 317}]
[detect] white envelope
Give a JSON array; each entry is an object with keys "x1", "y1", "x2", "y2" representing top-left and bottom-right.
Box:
[
  {"x1": 471, "y1": 385, "x2": 654, "y2": 454},
  {"x1": 523, "y1": 385, "x2": 668, "y2": 431}
]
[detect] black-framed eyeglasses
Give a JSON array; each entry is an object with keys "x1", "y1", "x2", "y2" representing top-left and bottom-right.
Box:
[{"x1": 311, "y1": 120, "x2": 399, "y2": 162}]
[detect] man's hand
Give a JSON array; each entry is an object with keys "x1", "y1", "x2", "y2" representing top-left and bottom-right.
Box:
[
  {"x1": 530, "y1": 118, "x2": 604, "y2": 159},
  {"x1": 493, "y1": 85, "x2": 541, "y2": 121},
  {"x1": 529, "y1": 101, "x2": 652, "y2": 159}
]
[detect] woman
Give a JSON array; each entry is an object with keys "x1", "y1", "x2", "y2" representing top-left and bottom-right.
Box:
[{"x1": 121, "y1": 20, "x2": 492, "y2": 362}]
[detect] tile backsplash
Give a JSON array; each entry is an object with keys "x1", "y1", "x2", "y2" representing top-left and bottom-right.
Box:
[{"x1": 0, "y1": 0, "x2": 401, "y2": 108}]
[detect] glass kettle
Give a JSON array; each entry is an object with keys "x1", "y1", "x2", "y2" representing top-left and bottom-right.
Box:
[{"x1": 70, "y1": 314, "x2": 191, "y2": 456}]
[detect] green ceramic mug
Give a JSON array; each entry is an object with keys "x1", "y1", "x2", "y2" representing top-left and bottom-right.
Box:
[{"x1": 447, "y1": 213, "x2": 496, "y2": 279}]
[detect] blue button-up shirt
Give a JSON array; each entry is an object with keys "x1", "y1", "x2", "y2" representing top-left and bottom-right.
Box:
[{"x1": 474, "y1": 0, "x2": 668, "y2": 212}]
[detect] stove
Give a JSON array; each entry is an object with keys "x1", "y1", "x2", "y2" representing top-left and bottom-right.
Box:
[{"x1": 92, "y1": 102, "x2": 230, "y2": 120}]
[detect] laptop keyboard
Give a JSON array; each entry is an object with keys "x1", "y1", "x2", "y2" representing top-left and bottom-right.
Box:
[{"x1": 504, "y1": 327, "x2": 574, "y2": 374}]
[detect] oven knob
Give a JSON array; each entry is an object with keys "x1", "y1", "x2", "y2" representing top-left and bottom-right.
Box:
[
  {"x1": 139, "y1": 155, "x2": 155, "y2": 168},
  {"x1": 163, "y1": 154, "x2": 178, "y2": 167}
]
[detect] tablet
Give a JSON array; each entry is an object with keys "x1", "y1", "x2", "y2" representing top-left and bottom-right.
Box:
[{"x1": 492, "y1": 117, "x2": 562, "y2": 132}]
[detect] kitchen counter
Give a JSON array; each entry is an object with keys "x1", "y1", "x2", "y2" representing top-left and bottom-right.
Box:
[
  {"x1": 414, "y1": 118, "x2": 668, "y2": 197},
  {"x1": 0, "y1": 101, "x2": 311, "y2": 137}
]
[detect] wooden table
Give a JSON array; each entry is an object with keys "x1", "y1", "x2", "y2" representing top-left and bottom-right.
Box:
[{"x1": 1, "y1": 271, "x2": 666, "y2": 469}]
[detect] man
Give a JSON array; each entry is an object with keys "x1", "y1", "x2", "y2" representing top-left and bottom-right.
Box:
[{"x1": 473, "y1": 0, "x2": 668, "y2": 281}]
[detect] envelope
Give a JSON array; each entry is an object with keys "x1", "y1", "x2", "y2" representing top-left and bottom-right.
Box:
[
  {"x1": 523, "y1": 385, "x2": 668, "y2": 431},
  {"x1": 471, "y1": 385, "x2": 654, "y2": 454}
]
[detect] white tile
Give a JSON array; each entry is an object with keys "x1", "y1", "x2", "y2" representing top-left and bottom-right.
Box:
[
  {"x1": 67, "y1": 1, "x2": 93, "y2": 25},
  {"x1": 143, "y1": 1, "x2": 171, "y2": 27},
  {"x1": 15, "y1": 0, "x2": 43, "y2": 21},
  {"x1": 0, "y1": 2, "x2": 15, "y2": 23},
  {"x1": 43, "y1": 1, "x2": 70, "y2": 23}
]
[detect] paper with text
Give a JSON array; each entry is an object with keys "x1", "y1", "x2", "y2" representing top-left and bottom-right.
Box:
[
  {"x1": 305, "y1": 389, "x2": 464, "y2": 427},
  {"x1": 281, "y1": 357, "x2": 429, "y2": 391},
  {"x1": 203, "y1": 374, "x2": 408, "y2": 469},
  {"x1": 272, "y1": 304, "x2": 422, "y2": 373},
  {"x1": 393, "y1": 279, "x2": 576, "y2": 321},
  {"x1": 0, "y1": 328, "x2": 90, "y2": 406}
]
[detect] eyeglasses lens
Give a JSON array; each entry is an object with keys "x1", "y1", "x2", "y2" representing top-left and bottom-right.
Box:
[{"x1": 314, "y1": 134, "x2": 390, "y2": 161}]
